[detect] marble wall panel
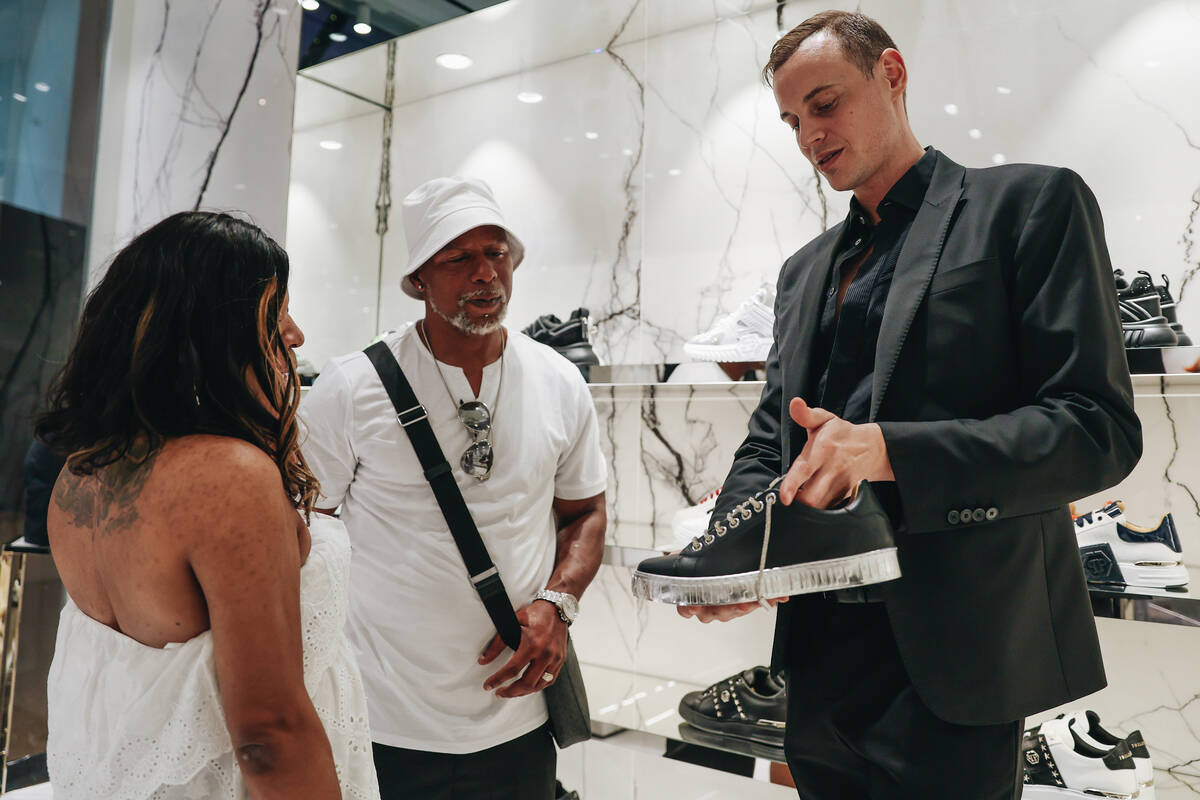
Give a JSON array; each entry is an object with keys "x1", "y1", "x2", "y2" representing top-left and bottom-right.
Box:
[
  {"x1": 290, "y1": 0, "x2": 1200, "y2": 366},
  {"x1": 88, "y1": 0, "x2": 302, "y2": 280}
]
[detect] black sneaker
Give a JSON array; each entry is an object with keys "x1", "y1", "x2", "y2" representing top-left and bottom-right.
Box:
[
  {"x1": 678, "y1": 666, "x2": 787, "y2": 747},
  {"x1": 631, "y1": 480, "x2": 900, "y2": 606},
  {"x1": 1140, "y1": 270, "x2": 1193, "y2": 346},
  {"x1": 522, "y1": 308, "x2": 601, "y2": 377},
  {"x1": 1116, "y1": 269, "x2": 1179, "y2": 348}
]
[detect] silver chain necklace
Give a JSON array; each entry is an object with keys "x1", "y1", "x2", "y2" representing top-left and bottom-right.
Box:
[{"x1": 416, "y1": 320, "x2": 506, "y2": 421}]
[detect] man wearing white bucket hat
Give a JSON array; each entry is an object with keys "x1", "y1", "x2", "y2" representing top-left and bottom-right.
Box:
[{"x1": 299, "y1": 177, "x2": 607, "y2": 799}]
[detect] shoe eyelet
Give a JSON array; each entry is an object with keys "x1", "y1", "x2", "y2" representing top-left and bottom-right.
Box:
[
  {"x1": 714, "y1": 522, "x2": 726, "y2": 535},
  {"x1": 750, "y1": 498, "x2": 763, "y2": 512},
  {"x1": 703, "y1": 533, "x2": 715, "y2": 544},
  {"x1": 728, "y1": 517, "x2": 740, "y2": 528},
  {"x1": 739, "y1": 508, "x2": 752, "y2": 520},
  {"x1": 690, "y1": 541, "x2": 703, "y2": 552}
]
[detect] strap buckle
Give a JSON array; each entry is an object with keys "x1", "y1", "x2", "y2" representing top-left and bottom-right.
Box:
[
  {"x1": 471, "y1": 568, "x2": 504, "y2": 598},
  {"x1": 396, "y1": 404, "x2": 428, "y2": 427}
]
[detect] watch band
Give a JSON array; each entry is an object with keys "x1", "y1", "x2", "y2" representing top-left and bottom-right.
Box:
[{"x1": 535, "y1": 589, "x2": 577, "y2": 625}]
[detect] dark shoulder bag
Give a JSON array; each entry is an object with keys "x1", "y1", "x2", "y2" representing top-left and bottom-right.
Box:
[{"x1": 363, "y1": 341, "x2": 591, "y2": 748}]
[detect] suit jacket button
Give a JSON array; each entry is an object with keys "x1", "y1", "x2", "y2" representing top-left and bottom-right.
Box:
[
  {"x1": 947, "y1": 510, "x2": 960, "y2": 525},
  {"x1": 985, "y1": 507, "x2": 999, "y2": 521},
  {"x1": 961, "y1": 508, "x2": 974, "y2": 524}
]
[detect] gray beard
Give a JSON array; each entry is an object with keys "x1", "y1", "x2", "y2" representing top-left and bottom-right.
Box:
[{"x1": 430, "y1": 294, "x2": 508, "y2": 336}]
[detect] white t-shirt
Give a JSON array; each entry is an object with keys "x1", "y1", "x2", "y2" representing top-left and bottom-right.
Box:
[{"x1": 298, "y1": 323, "x2": 607, "y2": 754}]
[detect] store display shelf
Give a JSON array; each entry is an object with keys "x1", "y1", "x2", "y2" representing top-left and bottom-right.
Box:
[
  {"x1": 587, "y1": 372, "x2": 1200, "y2": 399},
  {"x1": 581, "y1": 662, "x2": 786, "y2": 764},
  {"x1": 603, "y1": 544, "x2": 1200, "y2": 629}
]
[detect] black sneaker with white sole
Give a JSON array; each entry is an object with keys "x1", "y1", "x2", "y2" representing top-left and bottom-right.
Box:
[
  {"x1": 678, "y1": 666, "x2": 787, "y2": 747},
  {"x1": 1141, "y1": 270, "x2": 1194, "y2": 347},
  {"x1": 631, "y1": 480, "x2": 900, "y2": 606},
  {"x1": 1117, "y1": 269, "x2": 1179, "y2": 349}
]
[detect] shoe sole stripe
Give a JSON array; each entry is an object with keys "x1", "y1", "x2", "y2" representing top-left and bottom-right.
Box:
[{"x1": 630, "y1": 548, "x2": 901, "y2": 606}]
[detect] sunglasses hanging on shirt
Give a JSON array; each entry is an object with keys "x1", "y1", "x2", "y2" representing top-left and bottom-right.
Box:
[{"x1": 418, "y1": 321, "x2": 504, "y2": 482}]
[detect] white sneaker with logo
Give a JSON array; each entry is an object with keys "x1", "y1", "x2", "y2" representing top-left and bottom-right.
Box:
[
  {"x1": 1059, "y1": 710, "x2": 1154, "y2": 800},
  {"x1": 1074, "y1": 501, "x2": 1188, "y2": 590},
  {"x1": 1022, "y1": 716, "x2": 1140, "y2": 799},
  {"x1": 684, "y1": 284, "x2": 776, "y2": 362},
  {"x1": 670, "y1": 488, "x2": 721, "y2": 550}
]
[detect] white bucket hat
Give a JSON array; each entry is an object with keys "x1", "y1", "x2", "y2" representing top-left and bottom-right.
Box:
[{"x1": 399, "y1": 176, "x2": 525, "y2": 299}]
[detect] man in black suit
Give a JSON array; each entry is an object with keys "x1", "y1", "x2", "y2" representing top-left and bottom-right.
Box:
[{"x1": 679, "y1": 10, "x2": 1142, "y2": 798}]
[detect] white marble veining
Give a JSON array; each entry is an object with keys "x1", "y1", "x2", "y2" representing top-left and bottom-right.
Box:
[
  {"x1": 88, "y1": 0, "x2": 302, "y2": 281},
  {"x1": 289, "y1": 0, "x2": 1200, "y2": 366}
]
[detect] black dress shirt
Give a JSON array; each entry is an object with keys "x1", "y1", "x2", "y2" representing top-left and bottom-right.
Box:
[{"x1": 812, "y1": 148, "x2": 937, "y2": 424}]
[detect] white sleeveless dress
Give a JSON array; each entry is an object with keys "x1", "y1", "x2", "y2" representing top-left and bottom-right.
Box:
[{"x1": 46, "y1": 516, "x2": 381, "y2": 800}]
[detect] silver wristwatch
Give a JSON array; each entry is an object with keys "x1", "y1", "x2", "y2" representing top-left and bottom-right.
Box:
[{"x1": 534, "y1": 589, "x2": 579, "y2": 625}]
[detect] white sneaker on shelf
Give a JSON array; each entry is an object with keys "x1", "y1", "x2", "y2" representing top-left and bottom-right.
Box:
[
  {"x1": 1074, "y1": 501, "x2": 1188, "y2": 590},
  {"x1": 1022, "y1": 716, "x2": 1140, "y2": 799},
  {"x1": 670, "y1": 488, "x2": 721, "y2": 550},
  {"x1": 683, "y1": 283, "x2": 775, "y2": 362},
  {"x1": 1059, "y1": 710, "x2": 1154, "y2": 800}
]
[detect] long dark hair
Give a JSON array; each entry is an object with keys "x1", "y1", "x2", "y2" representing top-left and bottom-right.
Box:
[{"x1": 37, "y1": 211, "x2": 319, "y2": 513}]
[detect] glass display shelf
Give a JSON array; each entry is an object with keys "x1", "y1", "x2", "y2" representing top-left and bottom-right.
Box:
[{"x1": 581, "y1": 662, "x2": 788, "y2": 765}]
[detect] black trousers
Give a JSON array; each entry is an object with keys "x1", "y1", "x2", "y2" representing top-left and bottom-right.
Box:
[
  {"x1": 782, "y1": 601, "x2": 1023, "y2": 800},
  {"x1": 372, "y1": 723, "x2": 556, "y2": 800}
]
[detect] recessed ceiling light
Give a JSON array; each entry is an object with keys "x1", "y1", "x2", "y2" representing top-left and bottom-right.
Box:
[
  {"x1": 257, "y1": 97, "x2": 267, "y2": 106},
  {"x1": 992, "y1": 153, "x2": 1006, "y2": 164},
  {"x1": 968, "y1": 128, "x2": 982, "y2": 139},
  {"x1": 319, "y1": 140, "x2": 343, "y2": 150},
  {"x1": 943, "y1": 103, "x2": 959, "y2": 116},
  {"x1": 996, "y1": 86, "x2": 1012, "y2": 95},
  {"x1": 668, "y1": 168, "x2": 682, "y2": 176},
  {"x1": 300, "y1": 0, "x2": 319, "y2": 10},
  {"x1": 436, "y1": 53, "x2": 473, "y2": 70},
  {"x1": 516, "y1": 91, "x2": 543, "y2": 103},
  {"x1": 622, "y1": 148, "x2": 633, "y2": 156},
  {"x1": 329, "y1": 32, "x2": 347, "y2": 42},
  {"x1": 34, "y1": 82, "x2": 50, "y2": 92},
  {"x1": 12, "y1": 93, "x2": 27, "y2": 103},
  {"x1": 353, "y1": 22, "x2": 372, "y2": 34},
  {"x1": 584, "y1": 131, "x2": 599, "y2": 140}
]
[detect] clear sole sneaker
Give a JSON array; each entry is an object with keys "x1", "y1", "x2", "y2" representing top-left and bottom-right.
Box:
[{"x1": 632, "y1": 546, "x2": 900, "y2": 606}]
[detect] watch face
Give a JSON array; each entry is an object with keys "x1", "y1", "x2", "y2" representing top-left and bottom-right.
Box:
[{"x1": 562, "y1": 593, "x2": 579, "y2": 620}]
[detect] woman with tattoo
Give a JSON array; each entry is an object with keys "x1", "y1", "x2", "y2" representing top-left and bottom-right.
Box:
[{"x1": 37, "y1": 212, "x2": 381, "y2": 799}]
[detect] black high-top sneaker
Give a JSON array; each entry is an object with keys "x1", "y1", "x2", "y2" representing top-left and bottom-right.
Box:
[
  {"x1": 631, "y1": 480, "x2": 900, "y2": 606},
  {"x1": 678, "y1": 666, "x2": 787, "y2": 747},
  {"x1": 1140, "y1": 270, "x2": 1193, "y2": 346},
  {"x1": 1117, "y1": 269, "x2": 1179, "y2": 348},
  {"x1": 522, "y1": 308, "x2": 601, "y2": 377}
]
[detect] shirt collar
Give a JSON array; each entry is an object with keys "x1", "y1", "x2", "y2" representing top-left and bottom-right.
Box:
[{"x1": 847, "y1": 146, "x2": 938, "y2": 226}]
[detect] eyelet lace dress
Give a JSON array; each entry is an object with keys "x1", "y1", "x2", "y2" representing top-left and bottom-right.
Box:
[{"x1": 46, "y1": 516, "x2": 381, "y2": 799}]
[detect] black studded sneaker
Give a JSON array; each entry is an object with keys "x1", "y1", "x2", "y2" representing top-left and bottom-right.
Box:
[
  {"x1": 1116, "y1": 269, "x2": 1179, "y2": 349},
  {"x1": 678, "y1": 666, "x2": 787, "y2": 747},
  {"x1": 631, "y1": 479, "x2": 900, "y2": 606}
]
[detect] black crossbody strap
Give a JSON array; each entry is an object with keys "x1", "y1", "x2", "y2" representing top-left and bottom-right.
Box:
[{"x1": 363, "y1": 341, "x2": 522, "y2": 652}]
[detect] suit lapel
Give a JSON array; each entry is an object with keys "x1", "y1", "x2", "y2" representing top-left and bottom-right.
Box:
[{"x1": 869, "y1": 153, "x2": 967, "y2": 421}]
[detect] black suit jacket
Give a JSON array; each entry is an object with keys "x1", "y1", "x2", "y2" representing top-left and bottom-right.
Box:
[{"x1": 714, "y1": 150, "x2": 1142, "y2": 725}]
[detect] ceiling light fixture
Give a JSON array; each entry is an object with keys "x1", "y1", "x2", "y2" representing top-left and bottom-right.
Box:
[
  {"x1": 300, "y1": 0, "x2": 319, "y2": 10},
  {"x1": 12, "y1": 93, "x2": 27, "y2": 103},
  {"x1": 996, "y1": 86, "x2": 1012, "y2": 95},
  {"x1": 992, "y1": 153, "x2": 1006, "y2": 164},
  {"x1": 943, "y1": 103, "x2": 959, "y2": 116},
  {"x1": 584, "y1": 131, "x2": 599, "y2": 140},
  {"x1": 436, "y1": 53, "x2": 473, "y2": 70},
  {"x1": 319, "y1": 140, "x2": 343, "y2": 150},
  {"x1": 329, "y1": 31, "x2": 347, "y2": 42},
  {"x1": 34, "y1": 82, "x2": 50, "y2": 92},
  {"x1": 516, "y1": 91, "x2": 543, "y2": 103},
  {"x1": 353, "y1": 3, "x2": 371, "y2": 34},
  {"x1": 968, "y1": 128, "x2": 982, "y2": 139}
]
